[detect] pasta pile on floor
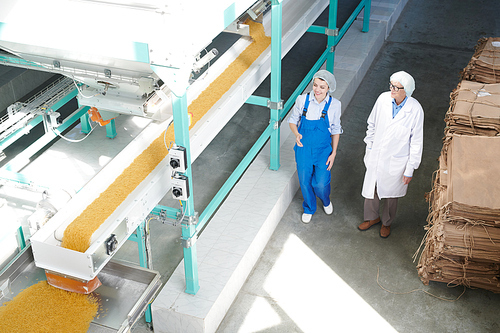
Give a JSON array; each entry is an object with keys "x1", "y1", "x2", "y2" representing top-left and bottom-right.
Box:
[
  {"x1": 0, "y1": 281, "x2": 99, "y2": 333},
  {"x1": 62, "y1": 20, "x2": 270, "y2": 252}
]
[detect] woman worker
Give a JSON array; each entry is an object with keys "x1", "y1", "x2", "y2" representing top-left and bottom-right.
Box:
[{"x1": 288, "y1": 70, "x2": 342, "y2": 223}]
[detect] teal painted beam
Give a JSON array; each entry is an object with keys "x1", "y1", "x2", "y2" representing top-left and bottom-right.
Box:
[
  {"x1": 80, "y1": 112, "x2": 92, "y2": 134},
  {"x1": 304, "y1": 0, "x2": 370, "y2": 73},
  {"x1": 196, "y1": 123, "x2": 274, "y2": 234},
  {"x1": 269, "y1": 0, "x2": 282, "y2": 171},
  {"x1": 49, "y1": 88, "x2": 78, "y2": 113},
  {"x1": 280, "y1": 0, "x2": 370, "y2": 120},
  {"x1": 171, "y1": 92, "x2": 200, "y2": 295},
  {"x1": 223, "y1": 3, "x2": 236, "y2": 28},
  {"x1": 307, "y1": 25, "x2": 327, "y2": 34},
  {"x1": 0, "y1": 169, "x2": 50, "y2": 190},
  {"x1": 362, "y1": 0, "x2": 371, "y2": 33},
  {"x1": 151, "y1": 205, "x2": 181, "y2": 220},
  {"x1": 326, "y1": 0, "x2": 338, "y2": 72},
  {"x1": 17, "y1": 226, "x2": 26, "y2": 250},
  {"x1": 127, "y1": 220, "x2": 152, "y2": 322},
  {"x1": 0, "y1": 54, "x2": 45, "y2": 70},
  {"x1": 337, "y1": 0, "x2": 369, "y2": 41},
  {"x1": 106, "y1": 118, "x2": 117, "y2": 139},
  {"x1": 279, "y1": 47, "x2": 330, "y2": 120},
  {"x1": 246, "y1": 95, "x2": 269, "y2": 107},
  {"x1": 54, "y1": 106, "x2": 90, "y2": 134}
]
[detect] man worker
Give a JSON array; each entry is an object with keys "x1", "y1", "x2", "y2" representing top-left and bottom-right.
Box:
[{"x1": 358, "y1": 71, "x2": 424, "y2": 238}]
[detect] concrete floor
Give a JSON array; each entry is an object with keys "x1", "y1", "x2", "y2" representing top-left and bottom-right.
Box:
[
  {"x1": 1, "y1": 0, "x2": 499, "y2": 332},
  {"x1": 129, "y1": 0, "x2": 500, "y2": 332},
  {"x1": 213, "y1": 0, "x2": 500, "y2": 332}
]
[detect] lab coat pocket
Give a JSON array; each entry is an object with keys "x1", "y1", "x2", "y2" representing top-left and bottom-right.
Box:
[
  {"x1": 389, "y1": 155, "x2": 407, "y2": 176},
  {"x1": 393, "y1": 124, "x2": 411, "y2": 142}
]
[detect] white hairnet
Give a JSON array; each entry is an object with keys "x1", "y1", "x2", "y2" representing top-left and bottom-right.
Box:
[
  {"x1": 313, "y1": 70, "x2": 336, "y2": 93},
  {"x1": 390, "y1": 71, "x2": 415, "y2": 97}
]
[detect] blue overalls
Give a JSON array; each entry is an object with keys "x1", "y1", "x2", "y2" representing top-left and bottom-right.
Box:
[{"x1": 294, "y1": 93, "x2": 333, "y2": 214}]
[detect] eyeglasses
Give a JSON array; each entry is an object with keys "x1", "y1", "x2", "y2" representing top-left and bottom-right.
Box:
[{"x1": 389, "y1": 83, "x2": 404, "y2": 92}]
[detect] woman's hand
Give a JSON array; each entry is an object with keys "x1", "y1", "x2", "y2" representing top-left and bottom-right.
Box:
[
  {"x1": 295, "y1": 133, "x2": 303, "y2": 147},
  {"x1": 326, "y1": 151, "x2": 336, "y2": 171},
  {"x1": 289, "y1": 123, "x2": 303, "y2": 147}
]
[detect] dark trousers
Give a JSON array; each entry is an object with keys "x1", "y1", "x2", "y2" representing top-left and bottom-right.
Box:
[{"x1": 364, "y1": 187, "x2": 398, "y2": 226}]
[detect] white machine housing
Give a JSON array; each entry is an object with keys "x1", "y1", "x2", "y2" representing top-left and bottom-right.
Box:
[
  {"x1": 9, "y1": 0, "x2": 330, "y2": 282},
  {"x1": 16, "y1": 0, "x2": 267, "y2": 282},
  {"x1": 0, "y1": 0, "x2": 262, "y2": 118}
]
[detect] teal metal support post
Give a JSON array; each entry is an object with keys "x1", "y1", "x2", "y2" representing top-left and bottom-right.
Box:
[
  {"x1": 106, "y1": 118, "x2": 117, "y2": 139},
  {"x1": 171, "y1": 92, "x2": 200, "y2": 295},
  {"x1": 80, "y1": 112, "x2": 92, "y2": 134},
  {"x1": 17, "y1": 226, "x2": 26, "y2": 250},
  {"x1": 128, "y1": 220, "x2": 152, "y2": 322},
  {"x1": 362, "y1": 0, "x2": 371, "y2": 33},
  {"x1": 269, "y1": 0, "x2": 283, "y2": 171},
  {"x1": 326, "y1": 0, "x2": 338, "y2": 73}
]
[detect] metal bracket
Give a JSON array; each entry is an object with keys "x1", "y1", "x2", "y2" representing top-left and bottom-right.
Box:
[
  {"x1": 178, "y1": 211, "x2": 198, "y2": 225},
  {"x1": 181, "y1": 235, "x2": 198, "y2": 248},
  {"x1": 267, "y1": 99, "x2": 283, "y2": 110},
  {"x1": 159, "y1": 209, "x2": 167, "y2": 221},
  {"x1": 325, "y1": 28, "x2": 339, "y2": 36},
  {"x1": 269, "y1": 119, "x2": 281, "y2": 130},
  {"x1": 330, "y1": 45, "x2": 336, "y2": 53}
]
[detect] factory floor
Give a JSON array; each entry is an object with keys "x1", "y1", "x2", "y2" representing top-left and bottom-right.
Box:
[
  {"x1": 1, "y1": 0, "x2": 499, "y2": 332},
  {"x1": 129, "y1": 0, "x2": 499, "y2": 332}
]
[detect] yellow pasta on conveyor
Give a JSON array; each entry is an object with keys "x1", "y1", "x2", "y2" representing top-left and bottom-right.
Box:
[
  {"x1": 0, "y1": 281, "x2": 99, "y2": 333},
  {"x1": 62, "y1": 20, "x2": 271, "y2": 252}
]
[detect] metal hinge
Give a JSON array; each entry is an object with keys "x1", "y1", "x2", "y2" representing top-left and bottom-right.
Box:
[
  {"x1": 181, "y1": 235, "x2": 198, "y2": 248},
  {"x1": 325, "y1": 28, "x2": 339, "y2": 36},
  {"x1": 178, "y1": 211, "x2": 198, "y2": 225},
  {"x1": 269, "y1": 119, "x2": 281, "y2": 130},
  {"x1": 267, "y1": 99, "x2": 283, "y2": 110}
]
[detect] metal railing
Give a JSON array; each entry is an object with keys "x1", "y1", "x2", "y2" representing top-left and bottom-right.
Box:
[{"x1": 195, "y1": 0, "x2": 371, "y2": 236}]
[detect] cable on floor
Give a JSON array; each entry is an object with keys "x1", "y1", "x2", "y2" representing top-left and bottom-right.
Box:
[{"x1": 376, "y1": 266, "x2": 466, "y2": 302}]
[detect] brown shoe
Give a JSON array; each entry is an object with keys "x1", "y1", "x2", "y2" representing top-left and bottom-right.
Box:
[
  {"x1": 380, "y1": 225, "x2": 391, "y2": 238},
  {"x1": 358, "y1": 217, "x2": 381, "y2": 231}
]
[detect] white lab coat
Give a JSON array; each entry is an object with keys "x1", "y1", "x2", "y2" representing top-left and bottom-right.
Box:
[{"x1": 362, "y1": 92, "x2": 424, "y2": 199}]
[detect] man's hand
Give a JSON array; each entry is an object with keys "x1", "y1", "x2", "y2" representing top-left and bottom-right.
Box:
[
  {"x1": 403, "y1": 176, "x2": 412, "y2": 185},
  {"x1": 326, "y1": 151, "x2": 336, "y2": 171}
]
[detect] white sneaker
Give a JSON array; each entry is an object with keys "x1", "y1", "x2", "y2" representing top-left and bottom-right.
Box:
[
  {"x1": 323, "y1": 202, "x2": 333, "y2": 215},
  {"x1": 302, "y1": 213, "x2": 312, "y2": 223}
]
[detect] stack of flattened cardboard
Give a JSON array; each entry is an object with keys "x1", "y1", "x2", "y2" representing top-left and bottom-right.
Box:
[
  {"x1": 445, "y1": 80, "x2": 500, "y2": 136},
  {"x1": 461, "y1": 37, "x2": 500, "y2": 84},
  {"x1": 417, "y1": 78, "x2": 500, "y2": 293}
]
